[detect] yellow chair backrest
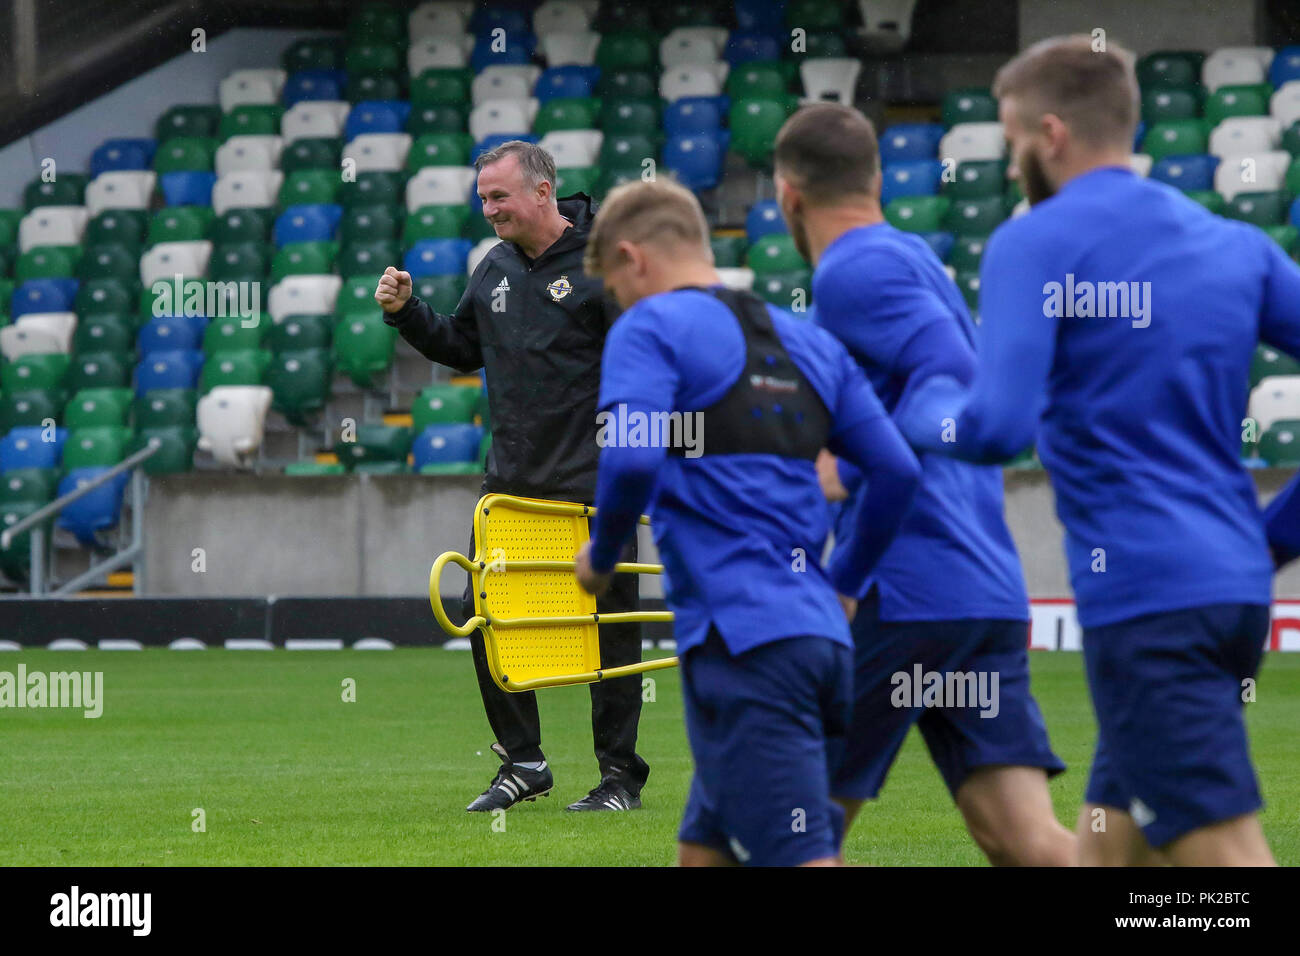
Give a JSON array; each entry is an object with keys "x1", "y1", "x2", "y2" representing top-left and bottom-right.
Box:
[{"x1": 430, "y1": 494, "x2": 676, "y2": 692}]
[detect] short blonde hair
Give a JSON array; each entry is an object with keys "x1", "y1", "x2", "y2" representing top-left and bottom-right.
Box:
[{"x1": 584, "y1": 178, "x2": 711, "y2": 277}]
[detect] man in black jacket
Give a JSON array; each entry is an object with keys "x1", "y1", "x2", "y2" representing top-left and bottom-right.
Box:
[{"x1": 375, "y1": 141, "x2": 650, "y2": 813}]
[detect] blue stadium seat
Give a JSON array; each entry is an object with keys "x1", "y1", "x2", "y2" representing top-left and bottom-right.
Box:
[
  {"x1": 745, "y1": 200, "x2": 787, "y2": 245},
  {"x1": 735, "y1": 0, "x2": 784, "y2": 32},
  {"x1": 1291, "y1": 197, "x2": 1300, "y2": 230},
  {"x1": 283, "y1": 69, "x2": 347, "y2": 106},
  {"x1": 1150, "y1": 154, "x2": 1218, "y2": 192},
  {"x1": 138, "y1": 315, "x2": 206, "y2": 355},
  {"x1": 343, "y1": 100, "x2": 412, "y2": 140},
  {"x1": 469, "y1": 6, "x2": 530, "y2": 37},
  {"x1": 919, "y1": 231, "x2": 955, "y2": 262},
  {"x1": 664, "y1": 96, "x2": 729, "y2": 136},
  {"x1": 160, "y1": 171, "x2": 216, "y2": 206},
  {"x1": 1269, "y1": 46, "x2": 1300, "y2": 88},
  {"x1": 726, "y1": 33, "x2": 783, "y2": 65},
  {"x1": 472, "y1": 133, "x2": 538, "y2": 163},
  {"x1": 879, "y1": 123, "x2": 945, "y2": 163},
  {"x1": 413, "y1": 423, "x2": 483, "y2": 468},
  {"x1": 535, "y1": 66, "x2": 600, "y2": 102},
  {"x1": 471, "y1": 34, "x2": 536, "y2": 73},
  {"x1": 90, "y1": 138, "x2": 157, "y2": 178},
  {"x1": 664, "y1": 131, "x2": 729, "y2": 192},
  {"x1": 404, "y1": 239, "x2": 473, "y2": 277},
  {"x1": 136, "y1": 350, "x2": 203, "y2": 395},
  {"x1": 1133, "y1": 121, "x2": 1146, "y2": 153},
  {"x1": 0, "y1": 427, "x2": 67, "y2": 471},
  {"x1": 11, "y1": 278, "x2": 79, "y2": 318},
  {"x1": 55, "y1": 467, "x2": 131, "y2": 547},
  {"x1": 274, "y1": 204, "x2": 344, "y2": 247},
  {"x1": 881, "y1": 159, "x2": 945, "y2": 204}
]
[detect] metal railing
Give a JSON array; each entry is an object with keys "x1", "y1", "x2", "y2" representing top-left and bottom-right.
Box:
[{"x1": 0, "y1": 440, "x2": 159, "y2": 596}]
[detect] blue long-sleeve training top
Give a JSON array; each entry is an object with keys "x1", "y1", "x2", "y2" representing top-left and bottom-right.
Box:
[{"x1": 896, "y1": 166, "x2": 1300, "y2": 627}]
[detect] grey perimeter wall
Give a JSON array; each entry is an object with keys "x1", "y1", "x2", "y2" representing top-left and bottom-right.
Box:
[{"x1": 142, "y1": 470, "x2": 1300, "y2": 601}]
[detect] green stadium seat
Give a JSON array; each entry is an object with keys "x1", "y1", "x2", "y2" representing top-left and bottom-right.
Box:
[
  {"x1": 464, "y1": 213, "x2": 498, "y2": 242},
  {"x1": 1184, "y1": 189, "x2": 1225, "y2": 213},
  {"x1": 268, "y1": 313, "x2": 334, "y2": 352},
  {"x1": 1259, "y1": 420, "x2": 1300, "y2": 466},
  {"x1": 1137, "y1": 51, "x2": 1203, "y2": 89},
  {"x1": 66, "y1": 351, "x2": 130, "y2": 392},
  {"x1": 345, "y1": 41, "x2": 402, "y2": 74},
  {"x1": 210, "y1": 240, "x2": 271, "y2": 282},
  {"x1": 403, "y1": 206, "x2": 469, "y2": 243},
  {"x1": 200, "y1": 349, "x2": 272, "y2": 393},
  {"x1": 1142, "y1": 120, "x2": 1209, "y2": 162},
  {"x1": 63, "y1": 388, "x2": 133, "y2": 429},
  {"x1": 0, "y1": 279, "x2": 12, "y2": 317},
  {"x1": 71, "y1": 313, "x2": 134, "y2": 356},
  {"x1": 63, "y1": 426, "x2": 133, "y2": 469},
  {"x1": 0, "y1": 209, "x2": 20, "y2": 247},
  {"x1": 333, "y1": 313, "x2": 398, "y2": 387},
  {"x1": 730, "y1": 98, "x2": 797, "y2": 169},
  {"x1": 786, "y1": 0, "x2": 843, "y2": 29},
  {"x1": 0, "y1": 247, "x2": 11, "y2": 278},
  {"x1": 337, "y1": 239, "x2": 400, "y2": 278},
  {"x1": 597, "y1": 70, "x2": 657, "y2": 102},
  {"x1": 148, "y1": 206, "x2": 213, "y2": 245},
  {"x1": 947, "y1": 235, "x2": 989, "y2": 272},
  {"x1": 335, "y1": 423, "x2": 412, "y2": 470},
  {"x1": 955, "y1": 270, "x2": 981, "y2": 310},
  {"x1": 0, "y1": 501, "x2": 53, "y2": 579},
  {"x1": 345, "y1": 72, "x2": 403, "y2": 104},
  {"x1": 74, "y1": 278, "x2": 137, "y2": 318},
  {"x1": 211, "y1": 207, "x2": 273, "y2": 244},
  {"x1": 1285, "y1": 158, "x2": 1300, "y2": 198},
  {"x1": 946, "y1": 160, "x2": 1008, "y2": 199},
  {"x1": 219, "y1": 104, "x2": 284, "y2": 140},
  {"x1": 340, "y1": 171, "x2": 405, "y2": 208},
  {"x1": 886, "y1": 196, "x2": 950, "y2": 233},
  {"x1": 753, "y1": 270, "x2": 812, "y2": 311},
  {"x1": 1284, "y1": 121, "x2": 1300, "y2": 158},
  {"x1": 271, "y1": 241, "x2": 337, "y2": 281},
  {"x1": 793, "y1": 31, "x2": 847, "y2": 58},
  {"x1": 1224, "y1": 191, "x2": 1288, "y2": 227},
  {"x1": 407, "y1": 133, "x2": 474, "y2": 171},
  {"x1": 660, "y1": 2, "x2": 719, "y2": 28},
  {"x1": 1141, "y1": 87, "x2": 1203, "y2": 125},
  {"x1": 284, "y1": 460, "x2": 347, "y2": 476},
  {"x1": 945, "y1": 196, "x2": 1006, "y2": 236},
  {"x1": 0, "y1": 391, "x2": 63, "y2": 431},
  {"x1": 136, "y1": 425, "x2": 198, "y2": 474},
  {"x1": 348, "y1": 3, "x2": 404, "y2": 42},
  {"x1": 85, "y1": 209, "x2": 148, "y2": 249},
  {"x1": 268, "y1": 348, "x2": 333, "y2": 423},
  {"x1": 281, "y1": 137, "x2": 343, "y2": 173},
  {"x1": 203, "y1": 314, "x2": 267, "y2": 353},
  {"x1": 135, "y1": 389, "x2": 198, "y2": 429},
  {"x1": 154, "y1": 137, "x2": 219, "y2": 173},
  {"x1": 942, "y1": 88, "x2": 998, "y2": 127},
  {"x1": 727, "y1": 62, "x2": 789, "y2": 100},
  {"x1": 1205, "y1": 84, "x2": 1272, "y2": 125},
  {"x1": 24, "y1": 175, "x2": 89, "y2": 211},
  {"x1": 600, "y1": 134, "x2": 659, "y2": 170},
  {"x1": 412, "y1": 384, "x2": 480, "y2": 431},
  {"x1": 1252, "y1": 345, "x2": 1300, "y2": 386},
  {"x1": 408, "y1": 104, "x2": 469, "y2": 136},
  {"x1": 16, "y1": 245, "x2": 80, "y2": 281},
  {"x1": 601, "y1": 99, "x2": 661, "y2": 137},
  {"x1": 156, "y1": 105, "x2": 222, "y2": 141},
  {"x1": 283, "y1": 37, "x2": 344, "y2": 72},
  {"x1": 412, "y1": 275, "x2": 467, "y2": 313},
  {"x1": 747, "y1": 234, "x2": 807, "y2": 275},
  {"x1": 710, "y1": 234, "x2": 748, "y2": 268},
  {"x1": 596, "y1": 31, "x2": 659, "y2": 72},
  {"x1": 280, "y1": 170, "x2": 342, "y2": 207},
  {"x1": 0, "y1": 468, "x2": 60, "y2": 506},
  {"x1": 1264, "y1": 224, "x2": 1299, "y2": 256},
  {"x1": 411, "y1": 68, "x2": 472, "y2": 107},
  {"x1": 338, "y1": 276, "x2": 381, "y2": 315},
  {"x1": 535, "y1": 98, "x2": 601, "y2": 137},
  {"x1": 342, "y1": 204, "x2": 402, "y2": 242},
  {"x1": 554, "y1": 167, "x2": 599, "y2": 197}
]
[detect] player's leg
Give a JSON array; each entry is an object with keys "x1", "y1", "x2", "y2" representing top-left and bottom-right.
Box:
[
  {"x1": 954, "y1": 766, "x2": 1075, "y2": 866},
  {"x1": 1075, "y1": 802, "x2": 1166, "y2": 866},
  {"x1": 677, "y1": 641, "x2": 739, "y2": 866},
  {"x1": 1163, "y1": 813, "x2": 1275, "y2": 866},
  {"x1": 678, "y1": 842, "x2": 737, "y2": 866}
]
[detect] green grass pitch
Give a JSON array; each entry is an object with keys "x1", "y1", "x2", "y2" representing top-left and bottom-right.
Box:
[{"x1": 1, "y1": 649, "x2": 1297, "y2": 866}]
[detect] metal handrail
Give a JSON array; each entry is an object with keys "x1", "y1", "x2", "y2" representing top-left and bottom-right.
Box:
[{"x1": 0, "y1": 440, "x2": 160, "y2": 550}]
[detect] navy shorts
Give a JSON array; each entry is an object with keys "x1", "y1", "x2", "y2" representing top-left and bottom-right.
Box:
[
  {"x1": 1083, "y1": 602, "x2": 1269, "y2": 849},
  {"x1": 678, "y1": 628, "x2": 852, "y2": 866},
  {"x1": 830, "y1": 589, "x2": 1065, "y2": 801}
]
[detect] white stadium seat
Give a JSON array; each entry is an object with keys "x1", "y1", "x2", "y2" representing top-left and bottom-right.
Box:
[
  {"x1": 1213, "y1": 150, "x2": 1292, "y2": 200},
  {"x1": 409, "y1": 2, "x2": 468, "y2": 39},
  {"x1": 0, "y1": 313, "x2": 77, "y2": 359},
  {"x1": 219, "y1": 69, "x2": 286, "y2": 112},
  {"x1": 858, "y1": 0, "x2": 918, "y2": 53},
  {"x1": 197, "y1": 386, "x2": 274, "y2": 468},
  {"x1": 140, "y1": 241, "x2": 213, "y2": 285},
  {"x1": 1128, "y1": 153, "x2": 1153, "y2": 177},
  {"x1": 267, "y1": 275, "x2": 342, "y2": 322},
  {"x1": 660, "y1": 63, "x2": 728, "y2": 101},
  {"x1": 85, "y1": 171, "x2": 155, "y2": 216},
  {"x1": 541, "y1": 32, "x2": 601, "y2": 67},
  {"x1": 1202, "y1": 47, "x2": 1271, "y2": 92},
  {"x1": 1209, "y1": 116, "x2": 1282, "y2": 157},
  {"x1": 660, "y1": 27, "x2": 728, "y2": 69},
  {"x1": 716, "y1": 267, "x2": 756, "y2": 291},
  {"x1": 406, "y1": 166, "x2": 478, "y2": 211},
  {"x1": 534, "y1": 0, "x2": 592, "y2": 35},
  {"x1": 214, "y1": 135, "x2": 283, "y2": 176},
  {"x1": 538, "y1": 130, "x2": 603, "y2": 168},
  {"x1": 800, "y1": 58, "x2": 862, "y2": 105},
  {"x1": 18, "y1": 206, "x2": 88, "y2": 252},
  {"x1": 212, "y1": 170, "x2": 284, "y2": 215},
  {"x1": 1250, "y1": 376, "x2": 1300, "y2": 433},
  {"x1": 469, "y1": 98, "x2": 539, "y2": 141},
  {"x1": 1270, "y1": 81, "x2": 1300, "y2": 128},
  {"x1": 939, "y1": 122, "x2": 1006, "y2": 162},
  {"x1": 281, "y1": 101, "x2": 350, "y2": 142},
  {"x1": 472, "y1": 71, "x2": 532, "y2": 106},
  {"x1": 408, "y1": 35, "x2": 475, "y2": 74},
  {"x1": 342, "y1": 133, "x2": 413, "y2": 172},
  {"x1": 468, "y1": 238, "x2": 501, "y2": 275}
]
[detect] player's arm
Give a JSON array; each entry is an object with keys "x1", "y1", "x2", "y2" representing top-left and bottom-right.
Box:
[
  {"x1": 1264, "y1": 473, "x2": 1300, "y2": 569},
  {"x1": 1257, "y1": 228, "x2": 1300, "y2": 360},
  {"x1": 822, "y1": 354, "x2": 922, "y2": 597},
  {"x1": 376, "y1": 265, "x2": 484, "y2": 373},
  {"x1": 894, "y1": 222, "x2": 1059, "y2": 463}
]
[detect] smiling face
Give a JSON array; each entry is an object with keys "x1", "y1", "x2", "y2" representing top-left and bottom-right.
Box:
[{"x1": 476, "y1": 154, "x2": 551, "y2": 245}]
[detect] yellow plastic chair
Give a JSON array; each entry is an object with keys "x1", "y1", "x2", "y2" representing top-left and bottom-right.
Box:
[{"x1": 430, "y1": 494, "x2": 677, "y2": 692}]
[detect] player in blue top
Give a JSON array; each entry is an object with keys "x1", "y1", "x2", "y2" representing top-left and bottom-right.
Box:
[
  {"x1": 897, "y1": 36, "x2": 1300, "y2": 865},
  {"x1": 771, "y1": 103, "x2": 1074, "y2": 866},
  {"x1": 572, "y1": 178, "x2": 922, "y2": 866}
]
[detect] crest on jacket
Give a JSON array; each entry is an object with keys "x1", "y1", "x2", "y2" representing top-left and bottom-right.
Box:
[{"x1": 547, "y1": 276, "x2": 572, "y2": 301}]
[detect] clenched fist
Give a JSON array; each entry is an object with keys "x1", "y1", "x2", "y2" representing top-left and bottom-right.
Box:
[{"x1": 375, "y1": 266, "x2": 412, "y2": 313}]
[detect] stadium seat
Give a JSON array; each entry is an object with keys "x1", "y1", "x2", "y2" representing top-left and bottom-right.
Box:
[
  {"x1": 90, "y1": 138, "x2": 157, "y2": 178},
  {"x1": 729, "y1": 98, "x2": 791, "y2": 168},
  {"x1": 283, "y1": 69, "x2": 347, "y2": 107},
  {"x1": 664, "y1": 97, "x2": 727, "y2": 137},
  {"x1": 19, "y1": 206, "x2": 88, "y2": 252},
  {"x1": 84, "y1": 209, "x2": 149, "y2": 249},
  {"x1": 62, "y1": 425, "x2": 132, "y2": 469},
  {"x1": 883, "y1": 160, "x2": 945, "y2": 204},
  {"x1": 407, "y1": 132, "x2": 475, "y2": 169},
  {"x1": 333, "y1": 313, "x2": 398, "y2": 387},
  {"x1": 800, "y1": 58, "x2": 860, "y2": 104},
  {"x1": 0, "y1": 468, "x2": 60, "y2": 506},
  {"x1": 337, "y1": 423, "x2": 414, "y2": 470},
  {"x1": 404, "y1": 238, "x2": 473, "y2": 277},
  {"x1": 598, "y1": 69, "x2": 658, "y2": 101},
  {"x1": 1209, "y1": 116, "x2": 1282, "y2": 157},
  {"x1": 469, "y1": 99, "x2": 540, "y2": 141},
  {"x1": 200, "y1": 348, "x2": 272, "y2": 393},
  {"x1": 338, "y1": 238, "x2": 400, "y2": 277},
  {"x1": 0, "y1": 395, "x2": 66, "y2": 443},
  {"x1": 879, "y1": 123, "x2": 944, "y2": 163},
  {"x1": 139, "y1": 241, "x2": 212, "y2": 285},
  {"x1": 711, "y1": 234, "x2": 749, "y2": 268},
  {"x1": 1137, "y1": 50, "x2": 1203, "y2": 89},
  {"x1": 148, "y1": 207, "x2": 213, "y2": 246},
  {"x1": 535, "y1": 97, "x2": 600, "y2": 136},
  {"x1": 67, "y1": 349, "x2": 132, "y2": 391},
  {"x1": 340, "y1": 170, "x2": 406, "y2": 208},
  {"x1": 940, "y1": 123, "x2": 1005, "y2": 162},
  {"x1": 135, "y1": 425, "x2": 198, "y2": 474},
  {"x1": 268, "y1": 274, "x2": 342, "y2": 322},
  {"x1": 135, "y1": 389, "x2": 199, "y2": 433},
  {"x1": 744, "y1": 201, "x2": 787, "y2": 245},
  {"x1": 410, "y1": 2, "x2": 468, "y2": 39},
  {"x1": 1225, "y1": 190, "x2": 1288, "y2": 227},
  {"x1": 270, "y1": 240, "x2": 337, "y2": 280},
  {"x1": 158, "y1": 171, "x2": 216, "y2": 207},
  {"x1": 538, "y1": 130, "x2": 603, "y2": 168},
  {"x1": 1, "y1": 312, "x2": 75, "y2": 357},
  {"x1": 747, "y1": 234, "x2": 806, "y2": 275},
  {"x1": 138, "y1": 313, "x2": 205, "y2": 355},
  {"x1": 219, "y1": 69, "x2": 287, "y2": 112},
  {"x1": 214, "y1": 136, "x2": 284, "y2": 176},
  {"x1": 282, "y1": 101, "x2": 351, "y2": 143},
  {"x1": 156, "y1": 105, "x2": 222, "y2": 141},
  {"x1": 1141, "y1": 87, "x2": 1202, "y2": 125},
  {"x1": 212, "y1": 207, "x2": 273, "y2": 244},
  {"x1": 535, "y1": 65, "x2": 600, "y2": 103},
  {"x1": 942, "y1": 87, "x2": 998, "y2": 127},
  {"x1": 467, "y1": 238, "x2": 502, "y2": 275},
  {"x1": 16, "y1": 246, "x2": 80, "y2": 281},
  {"x1": 281, "y1": 137, "x2": 343, "y2": 174},
  {"x1": 1142, "y1": 119, "x2": 1210, "y2": 161},
  {"x1": 858, "y1": 0, "x2": 917, "y2": 52},
  {"x1": 213, "y1": 171, "x2": 284, "y2": 216},
  {"x1": 754, "y1": 270, "x2": 812, "y2": 311},
  {"x1": 0, "y1": 426, "x2": 67, "y2": 471},
  {"x1": 85, "y1": 171, "x2": 156, "y2": 216},
  {"x1": 886, "y1": 195, "x2": 950, "y2": 233},
  {"x1": 268, "y1": 313, "x2": 333, "y2": 352},
  {"x1": 197, "y1": 385, "x2": 274, "y2": 466},
  {"x1": 273, "y1": 204, "x2": 343, "y2": 247},
  {"x1": 210, "y1": 240, "x2": 271, "y2": 282},
  {"x1": 1203, "y1": 47, "x2": 1270, "y2": 92},
  {"x1": 535, "y1": 0, "x2": 592, "y2": 35},
  {"x1": 10, "y1": 278, "x2": 78, "y2": 316},
  {"x1": 470, "y1": 32, "x2": 537, "y2": 74},
  {"x1": 55, "y1": 467, "x2": 131, "y2": 547},
  {"x1": 1250, "y1": 375, "x2": 1300, "y2": 432},
  {"x1": 1150, "y1": 154, "x2": 1218, "y2": 192},
  {"x1": 24, "y1": 175, "x2": 88, "y2": 212},
  {"x1": 1205, "y1": 84, "x2": 1272, "y2": 125},
  {"x1": 404, "y1": 205, "x2": 470, "y2": 242},
  {"x1": 204, "y1": 314, "x2": 266, "y2": 354},
  {"x1": 1260, "y1": 419, "x2": 1300, "y2": 465},
  {"x1": 406, "y1": 166, "x2": 477, "y2": 210},
  {"x1": 344, "y1": 101, "x2": 413, "y2": 141},
  {"x1": 135, "y1": 349, "x2": 203, "y2": 394},
  {"x1": 219, "y1": 104, "x2": 285, "y2": 140},
  {"x1": 1214, "y1": 151, "x2": 1291, "y2": 200},
  {"x1": 408, "y1": 103, "x2": 469, "y2": 136},
  {"x1": 412, "y1": 383, "x2": 480, "y2": 431},
  {"x1": 343, "y1": 204, "x2": 402, "y2": 242},
  {"x1": 661, "y1": 63, "x2": 728, "y2": 101},
  {"x1": 664, "y1": 132, "x2": 729, "y2": 190}
]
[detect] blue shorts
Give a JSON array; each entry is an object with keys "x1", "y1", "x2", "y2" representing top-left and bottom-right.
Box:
[
  {"x1": 830, "y1": 589, "x2": 1065, "y2": 801},
  {"x1": 678, "y1": 628, "x2": 852, "y2": 866},
  {"x1": 1083, "y1": 602, "x2": 1269, "y2": 849}
]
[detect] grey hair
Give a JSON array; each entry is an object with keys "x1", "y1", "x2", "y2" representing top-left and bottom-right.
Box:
[{"x1": 474, "y1": 140, "x2": 558, "y2": 198}]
